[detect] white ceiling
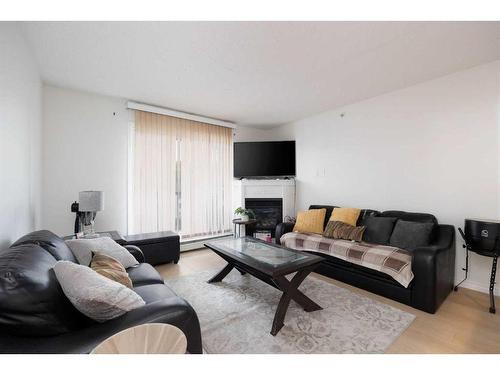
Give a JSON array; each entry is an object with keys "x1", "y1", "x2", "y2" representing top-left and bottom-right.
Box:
[{"x1": 21, "y1": 21, "x2": 500, "y2": 127}]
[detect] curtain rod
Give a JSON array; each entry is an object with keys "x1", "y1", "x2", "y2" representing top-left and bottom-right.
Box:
[{"x1": 127, "y1": 101, "x2": 237, "y2": 129}]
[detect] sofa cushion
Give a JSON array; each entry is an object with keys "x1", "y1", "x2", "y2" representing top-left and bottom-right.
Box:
[
  {"x1": 293, "y1": 208, "x2": 327, "y2": 235},
  {"x1": 54, "y1": 261, "x2": 145, "y2": 322},
  {"x1": 133, "y1": 283, "x2": 178, "y2": 304},
  {"x1": 127, "y1": 263, "x2": 164, "y2": 287},
  {"x1": 358, "y1": 209, "x2": 380, "y2": 225},
  {"x1": 11, "y1": 230, "x2": 77, "y2": 262},
  {"x1": 0, "y1": 244, "x2": 87, "y2": 336},
  {"x1": 380, "y1": 210, "x2": 437, "y2": 224},
  {"x1": 308, "y1": 205, "x2": 379, "y2": 228},
  {"x1": 362, "y1": 216, "x2": 397, "y2": 245},
  {"x1": 389, "y1": 220, "x2": 435, "y2": 251}
]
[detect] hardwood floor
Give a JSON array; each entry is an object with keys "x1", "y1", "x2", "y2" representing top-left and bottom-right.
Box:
[{"x1": 156, "y1": 248, "x2": 500, "y2": 354}]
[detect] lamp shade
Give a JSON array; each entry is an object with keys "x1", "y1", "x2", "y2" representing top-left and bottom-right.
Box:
[{"x1": 79, "y1": 191, "x2": 104, "y2": 212}]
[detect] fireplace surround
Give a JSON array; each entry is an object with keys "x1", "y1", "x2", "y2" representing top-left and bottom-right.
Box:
[{"x1": 232, "y1": 179, "x2": 295, "y2": 239}]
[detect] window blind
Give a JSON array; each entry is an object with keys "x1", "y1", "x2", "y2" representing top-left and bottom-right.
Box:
[{"x1": 130, "y1": 110, "x2": 233, "y2": 240}]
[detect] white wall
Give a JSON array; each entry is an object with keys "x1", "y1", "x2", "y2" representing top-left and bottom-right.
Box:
[
  {"x1": 279, "y1": 60, "x2": 500, "y2": 294},
  {"x1": 40, "y1": 59, "x2": 500, "y2": 296},
  {"x1": 41, "y1": 89, "x2": 289, "y2": 237},
  {"x1": 42, "y1": 85, "x2": 131, "y2": 236},
  {"x1": 234, "y1": 124, "x2": 293, "y2": 142},
  {"x1": 0, "y1": 23, "x2": 42, "y2": 248}
]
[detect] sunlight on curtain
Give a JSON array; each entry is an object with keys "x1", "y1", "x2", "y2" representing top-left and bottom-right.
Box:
[
  {"x1": 178, "y1": 119, "x2": 233, "y2": 239},
  {"x1": 130, "y1": 110, "x2": 233, "y2": 240},
  {"x1": 131, "y1": 111, "x2": 177, "y2": 234}
]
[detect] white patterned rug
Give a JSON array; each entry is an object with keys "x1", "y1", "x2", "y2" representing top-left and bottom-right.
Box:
[{"x1": 166, "y1": 269, "x2": 415, "y2": 354}]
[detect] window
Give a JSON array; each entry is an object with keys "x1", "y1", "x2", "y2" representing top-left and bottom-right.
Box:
[{"x1": 129, "y1": 110, "x2": 233, "y2": 240}]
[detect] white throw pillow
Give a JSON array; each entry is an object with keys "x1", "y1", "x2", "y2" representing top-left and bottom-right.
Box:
[
  {"x1": 65, "y1": 237, "x2": 139, "y2": 268},
  {"x1": 53, "y1": 261, "x2": 145, "y2": 322}
]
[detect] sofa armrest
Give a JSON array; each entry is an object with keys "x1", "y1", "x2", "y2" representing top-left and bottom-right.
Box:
[
  {"x1": 411, "y1": 224, "x2": 455, "y2": 313},
  {"x1": 124, "y1": 245, "x2": 145, "y2": 263},
  {"x1": 85, "y1": 297, "x2": 203, "y2": 354},
  {"x1": 0, "y1": 297, "x2": 203, "y2": 354},
  {"x1": 275, "y1": 222, "x2": 295, "y2": 245}
]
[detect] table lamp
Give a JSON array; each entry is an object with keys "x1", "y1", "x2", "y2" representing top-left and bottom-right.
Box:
[{"x1": 78, "y1": 191, "x2": 104, "y2": 238}]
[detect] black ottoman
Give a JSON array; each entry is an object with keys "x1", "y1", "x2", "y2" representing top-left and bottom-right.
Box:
[{"x1": 124, "y1": 231, "x2": 180, "y2": 266}]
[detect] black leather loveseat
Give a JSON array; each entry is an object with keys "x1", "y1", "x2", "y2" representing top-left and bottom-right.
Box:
[
  {"x1": 0, "y1": 230, "x2": 202, "y2": 353},
  {"x1": 275, "y1": 205, "x2": 456, "y2": 314}
]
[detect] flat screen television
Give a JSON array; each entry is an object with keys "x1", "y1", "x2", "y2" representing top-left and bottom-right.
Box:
[{"x1": 234, "y1": 141, "x2": 295, "y2": 178}]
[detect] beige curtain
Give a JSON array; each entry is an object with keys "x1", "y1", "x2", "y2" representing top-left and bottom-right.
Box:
[
  {"x1": 178, "y1": 119, "x2": 233, "y2": 239},
  {"x1": 131, "y1": 111, "x2": 177, "y2": 234},
  {"x1": 131, "y1": 110, "x2": 233, "y2": 239}
]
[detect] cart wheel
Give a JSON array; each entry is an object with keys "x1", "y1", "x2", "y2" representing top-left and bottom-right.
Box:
[{"x1": 489, "y1": 307, "x2": 496, "y2": 314}]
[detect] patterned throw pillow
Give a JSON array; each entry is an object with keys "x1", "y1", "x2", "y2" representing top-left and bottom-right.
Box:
[
  {"x1": 293, "y1": 208, "x2": 327, "y2": 235},
  {"x1": 91, "y1": 253, "x2": 133, "y2": 289},
  {"x1": 323, "y1": 220, "x2": 365, "y2": 242}
]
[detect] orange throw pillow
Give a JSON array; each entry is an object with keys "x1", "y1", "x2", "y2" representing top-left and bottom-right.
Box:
[{"x1": 293, "y1": 208, "x2": 327, "y2": 235}]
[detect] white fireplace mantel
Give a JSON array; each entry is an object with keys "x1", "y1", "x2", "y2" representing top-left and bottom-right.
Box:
[{"x1": 232, "y1": 179, "x2": 296, "y2": 221}]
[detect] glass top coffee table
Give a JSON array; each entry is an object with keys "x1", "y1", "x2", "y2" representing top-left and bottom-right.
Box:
[{"x1": 204, "y1": 237, "x2": 323, "y2": 335}]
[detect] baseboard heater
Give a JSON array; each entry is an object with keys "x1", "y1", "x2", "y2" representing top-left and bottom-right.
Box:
[{"x1": 180, "y1": 234, "x2": 233, "y2": 252}]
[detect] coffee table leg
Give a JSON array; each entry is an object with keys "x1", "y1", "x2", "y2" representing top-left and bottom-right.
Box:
[
  {"x1": 208, "y1": 263, "x2": 234, "y2": 283},
  {"x1": 270, "y1": 267, "x2": 322, "y2": 336},
  {"x1": 291, "y1": 289, "x2": 322, "y2": 312},
  {"x1": 271, "y1": 289, "x2": 292, "y2": 335},
  {"x1": 235, "y1": 266, "x2": 247, "y2": 275}
]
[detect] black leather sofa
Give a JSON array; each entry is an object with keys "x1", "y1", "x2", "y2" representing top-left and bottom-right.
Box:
[
  {"x1": 275, "y1": 205, "x2": 456, "y2": 314},
  {"x1": 0, "y1": 230, "x2": 202, "y2": 354}
]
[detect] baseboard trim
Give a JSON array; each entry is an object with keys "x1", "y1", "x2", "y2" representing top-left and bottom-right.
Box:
[{"x1": 457, "y1": 280, "x2": 500, "y2": 297}]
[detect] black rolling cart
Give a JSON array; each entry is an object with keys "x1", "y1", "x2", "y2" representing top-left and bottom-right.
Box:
[{"x1": 455, "y1": 218, "x2": 500, "y2": 314}]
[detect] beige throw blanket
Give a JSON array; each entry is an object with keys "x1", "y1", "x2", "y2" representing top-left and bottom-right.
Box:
[{"x1": 280, "y1": 232, "x2": 414, "y2": 288}]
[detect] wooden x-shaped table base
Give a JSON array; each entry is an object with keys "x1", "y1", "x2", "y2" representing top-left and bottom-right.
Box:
[{"x1": 208, "y1": 262, "x2": 322, "y2": 336}]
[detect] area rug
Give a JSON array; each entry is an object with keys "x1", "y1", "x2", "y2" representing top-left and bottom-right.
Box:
[{"x1": 166, "y1": 269, "x2": 415, "y2": 354}]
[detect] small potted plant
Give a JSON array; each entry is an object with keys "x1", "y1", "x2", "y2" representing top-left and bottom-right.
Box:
[{"x1": 234, "y1": 207, "x2": 254, "y2": 222}]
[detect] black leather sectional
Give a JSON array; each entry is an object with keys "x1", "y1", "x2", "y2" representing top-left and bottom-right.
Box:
[
  {"x1": 276, "y1": 205, "x2": 456, "y2": 313},
  {"x1": 0, "y1": 230, "x2": 202, "y2": 354}
]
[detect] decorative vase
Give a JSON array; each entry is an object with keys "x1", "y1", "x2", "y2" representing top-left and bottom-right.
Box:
[{"x1": 239, "y1": 214, "x2": 249, "y2": 222}]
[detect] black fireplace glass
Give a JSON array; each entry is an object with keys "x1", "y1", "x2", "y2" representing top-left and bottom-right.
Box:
[{"x1": 244, "y1": 198, "x2": 283, "y2": 238}]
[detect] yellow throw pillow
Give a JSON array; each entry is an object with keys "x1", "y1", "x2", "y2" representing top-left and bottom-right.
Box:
[
  {"x1": 293, "y1": 208, "x2": 327, "y2": 235},
  {"x1": 329, "y1": 207, "x2": 361, "y2": 226}
]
